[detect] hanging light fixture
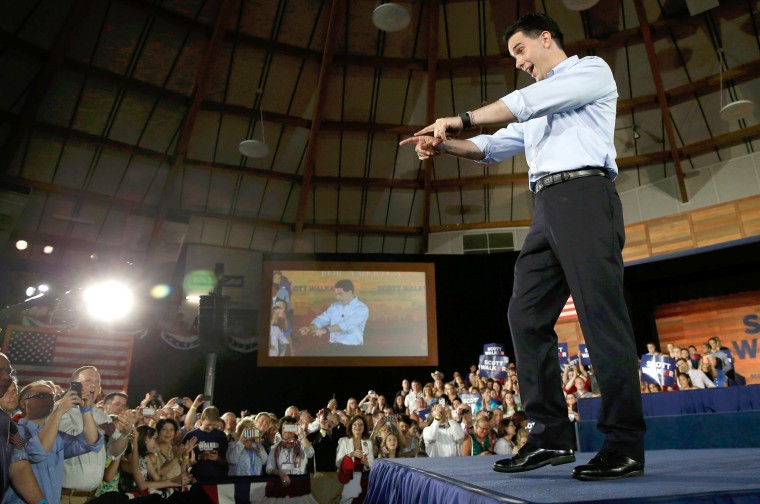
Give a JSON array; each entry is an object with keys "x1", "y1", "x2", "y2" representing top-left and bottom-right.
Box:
[
  {"x1": 562, "y1": 0, "x2": 600, "y2": 11},
  {"x1": 717, "y1": 49, "x2": 755, "y2": 121},
  {"x1": 372, "y1": 2, "x2": 410, "y2": 32},
  {"x1": 239, "y1": 89, "x2": 270, "y2": 158}
]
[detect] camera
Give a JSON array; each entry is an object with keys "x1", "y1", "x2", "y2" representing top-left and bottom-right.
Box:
[
  {"x1": 69, "y1": 381, "x2": 83, "y2": 398},
  {"x1": 438, "y1": 398, "x2": 446, "y2": 406},
  {"x1": 243, "y1": 428, "x2": 253, "y2": 438},
  {"x1": 368, "y1": 390, "x2": 377, "y2": 398},
  {"x1": 384, "y1": 416, "x2": 395, "y2": 423},
  {"x1": 283, "y1": 424, "x2": 298, "y2": 433},
  {"x1": 254, "y1": 428, "x2": 261, "y2": 437},
  {"x1": 143, "y1": 407, "x2": 155, "y2": 417}
]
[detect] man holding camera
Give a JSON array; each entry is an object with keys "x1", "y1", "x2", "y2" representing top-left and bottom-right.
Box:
[
  {"x1": 422, "y1": 404, "x2": 465, "y2": 457},
  {"x1": 60, "y1": 365, "x2": 134, "y2": 503},
  {"x1": 4, "y1": 381, "x2": 102, "y2": 504}
]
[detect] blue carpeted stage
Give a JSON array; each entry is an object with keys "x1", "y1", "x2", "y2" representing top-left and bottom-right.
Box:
[{"x1": 366, "y1": 448, "x2": 760, "y2": 503}]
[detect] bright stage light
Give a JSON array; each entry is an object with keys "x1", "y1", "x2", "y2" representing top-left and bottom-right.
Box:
[
  {"x1": 43, "y1": 245, "x2": 54, "y2": 254},
  {"x1": 26, "y1": 286, "x2": 36, "y2": 297},
  {"x1": 83, "y1": 281, "x2": 134, "y2": 321},
  {"x1": 150, "y1": 284, "x2": 171, "y2": 299},
  {"x1": 16, "y1": 240, "x2": 28, "y2": 251},
  {"x1": 38, "y1": 284, "x2": 49, "y2": 293}
]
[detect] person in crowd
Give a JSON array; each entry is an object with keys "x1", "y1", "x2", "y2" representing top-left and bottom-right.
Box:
[
  {"x1": 0, "y1": 353, "x2": 46, "y2": 503},
  {"x1": 4, "y1": 380, "x2": 102, "y2": 504},
  {"x1": 0, "y1": 380, "x2": 18, "y2": 415},
  {"x1": 226, "y1": 417, "x2": 267, "y2": 476},
  {"x1": 574, "y1": 377, "x2": 593, "y2": 399},
  {"x1": 678, "y1": 348, "x2": 692, "y2": 367},
  {"x1": 269, "y1": 299, "x2": 291, "y2": 357},
  {"x1": 125, "y1": 425, "x2": 187, "y2": 495},
  {"x1": 221, "y1": 412, "x2": 237, "y2": 438},
  {"x1": 461, "y1": 417, "x2": 495, "y2": 456},
  {"x1": 396, "y1": 416, "x2": 420, "y2": 458},
  {"x1": 182, "y1": 405, "x2": 228, "y2": 481},
  {"x1": 453, "y1": 374, "x2": 468, "y2": 393},
  {"x1": 494, "y1": 418, "x2": 517, "y2": 455},
  {"x1": 442, "y1": 383, "x2": 459, "y2": 405},
  {"x1": 102, "y1": 393, "x2": 128, "y2": 417},
  {"x1": 502, "y1": 392, "x2": 520, "y2": 418},
  {"x1": 707, "y1": 337, "x2": 734, "y2": 380},
  {"x1": 421, "y1": 385, "x2": 437, "y2": 408},
  {"x1": 358, "y1": 392, "x2": 379, "y2": 414},
  {"x1": 688, "y1": 345, "x2": 701, "y2": 369},
  {"x1": 431, "y1": 371, "x2": 446, "y2": 398},
  {"x1": 566, "y1": 394, "x2": 580, "y2": 422},
  {"x1": 267, "y1": 417, "x2": 314, "y2": 486},
  {"x1": 377, "y1": 433, "x2": 400, "y2": 459},
  {"x1": 675, "y1": 358, "x2": 715, "y2": 389},
  {"x1": 561, "y1": 364, "x2": 588, "y2": 395},
  {"x1": 392, "y1": 394, "x2": 406, "y2": 416},
  {"x1": 512, "y1": 428, "x2": 529, "y2": 455},
  {"x1": 677, "y1": 373, "x2": 695, "y2": 391},
  {"x1": 298, "y1": 279, "x2": 370, "y2": 348},
  {"x1": 397, "y1": 379, "x2": 411, "y2": 400},
  {"x1": 700, "y1": 355, "x2": 728, "y2": 388},
  {"x1": 645, "y1": 342, "x2": 658, "y2": 355},
  {"x1": 647, "y1": 383, "x2": 662, "y2": 393},
  {"x1": 155, "y1": 419, "x2": 195, "y2": 481},
  {"x1": 335, "y1": 415, "x2": 373, "y2": 503},
  {"x1": 421, "y1": 404, "x2": 464, "y2": 457},
  {"x1": 60, "y1": 365, "x2": 134, "y2": 503},
  {"x1": 307, "y1": 410, "x2": 343, "y2": 473},
  {"x1": 457, "y1": 404, "x2": 474, "y2": 436},
  {"x1": 410, "y1": 398, "x2": 430, "y2": 424},
  {"x1": 344, "y1": 398, "x2": 359, "y2": 418},
  {"x1": 404, "y1": 381, "x2": 423, "y2": 415}
]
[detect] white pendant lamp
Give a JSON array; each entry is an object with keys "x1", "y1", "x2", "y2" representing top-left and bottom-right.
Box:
[
  {"x1": 718, "y1": 49, "x2": 755, "y2": 121},
  {"x1": 372, "y1": 3, "x2": 410, "y2": 32},
  {"x1": 239, "y1": 90, "x2": 270, "y2": 158},
  {"x1": 562, "y1": 0, "x2": 600, "y2": 11}
]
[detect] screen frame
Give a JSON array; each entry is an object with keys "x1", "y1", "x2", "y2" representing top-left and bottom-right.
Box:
[{"x1": 258, "y1": 260, "x2": 438, "y2": 367}]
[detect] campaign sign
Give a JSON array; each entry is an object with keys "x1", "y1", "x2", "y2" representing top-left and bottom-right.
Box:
[
  {"x1": 483, "y1": 343, "x2": 505, "y2": 356},
  {"x1": 459, "y1": 393, "x2": 483, "y2": 414},
  {"x1": 579, "y1": 344, "x2": 591, "y2": 366},
  {"x1": 558, "y1": 342, "x2": 569, "y2": 367},
  {"x1": 641, "y1": 354, "x2": 676, "y2": 387},
  {"x1": 478, "y1": 354, "x2": 509, "y2": 380}
]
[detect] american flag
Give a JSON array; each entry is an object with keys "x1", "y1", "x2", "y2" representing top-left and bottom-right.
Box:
[
  {"x1": 557, "y1": 295, "x2": 577, "y2": 322},
  {"x1": 2, "y1": 324, "x2": 134, "y2": 393}
]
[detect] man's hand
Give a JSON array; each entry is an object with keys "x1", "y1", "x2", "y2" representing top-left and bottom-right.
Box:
[
  {"x1": 399, "y1": 135, "x2": 441, "y2": 160},
  {"x1": 57, "y1": 390, "x2": 83, "y2": 414},
  {"x1": 415, "y1": 116, "x2": 464, "y2": 143},
  {"x1": 313, "y1": 328, "x2": 328, "y2": 338},
  {"x1": 115, "y1": 410, "x2": 137, "y2": 434}
]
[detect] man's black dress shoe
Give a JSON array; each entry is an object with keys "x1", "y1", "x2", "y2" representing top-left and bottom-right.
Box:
[
  {"x1": 493, "y1": 443, "x2": 575, "y2": 473},
  {"x1": 572, "y1": 449, "x2": 644, "y2": 481}
]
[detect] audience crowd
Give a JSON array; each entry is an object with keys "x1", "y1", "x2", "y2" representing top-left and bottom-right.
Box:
[{"x1": 0, "y1": 336, "x2": 747, "y2": 503}]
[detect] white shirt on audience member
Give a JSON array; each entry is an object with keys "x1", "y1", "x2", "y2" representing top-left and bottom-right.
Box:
[
  {"x1": 422, "y1": 418, "x2": 464, "y2": 457},
  {"x1": 59, "y1": 408, "x2": 121, "y2": 491}
]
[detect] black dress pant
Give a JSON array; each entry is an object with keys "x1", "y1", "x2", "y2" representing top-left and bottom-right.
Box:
[{"x1": 507, "y1": 175, "x2": 646, "y2": 462}]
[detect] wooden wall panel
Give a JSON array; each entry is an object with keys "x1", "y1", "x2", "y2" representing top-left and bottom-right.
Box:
[
  {"x1": 646, "y1": 214, "x2": 694, "y2": 256},
  {"x1": 691, "y1": 205, "x2": 743, "y2": 247},
  {"x1": 738, "y1": 197, "x2": 760, "y2": 236},
  {"x1": 622, "y1": 222, "x2": 649, "y2": 262}
]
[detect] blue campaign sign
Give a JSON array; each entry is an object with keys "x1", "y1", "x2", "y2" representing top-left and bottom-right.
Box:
[
  {"x1": 459, "y1": 393, "x2": 483, "y2": 414},
  {"x1": 483, "y1": 343, "x2": 505, "y2": 356},
  {"x1": 478, "y1": 354, "x2": 509, "y2": 380},
  {"x1": 579, "y1": 344, "x2": 591, "y2": 366},
  {"x1": 640, "y1": 354, "x2": 676, "y2": 387},
  {"x1": 558, "y1": 342, "x2": 569, "y2": 367}
]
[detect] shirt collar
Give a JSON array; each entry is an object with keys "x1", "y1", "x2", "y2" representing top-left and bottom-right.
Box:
[{"x1": 546, "y1": 55, "x2": 579, "y2": 79}]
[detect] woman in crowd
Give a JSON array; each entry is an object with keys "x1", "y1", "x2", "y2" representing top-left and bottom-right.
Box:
[
  {"x1": 422, "y1": 385, "x2": 437, "y2": 408},
  {"x1": 269, "y1": 299, "x2": 291, "y2": 357},
  {"x1": 227, "y1": 417, "x2": 268, "y2": 476},
  {"x1": 126, "y1": 425, "x2": 187, "y2": 495},
  {"x1": 155, "y1": 419, "x2": 195, "y2": 481},
  {"x1": 502, "y1": 391, "x2": 520, "y2": 417},
  {"x1": 392, "y1": 394, "x2": 407, "y2": 415},
  {"x1": 336, "y1": 415, "x2": 374, "y2": 503},
  {"x1": 358, "y1": 392, "x2": 379, "y2": 414},
  {"x1": 442, "y1": 383, "x2": 459, "y2": 405},
  {"x1": 377, "y1": 432, "x2": 400, "y2": 459},
  {"x1": 512, "y1": 428, "x2": 529, "y2": 455},
  {"x1": 678, "y1": 373, "x2": 695, "y2": 391},
  {"x1": 266, "y1": 417, "x2": 314, "y2": 486},
  {"x1": 397, "y1": 416, "x2": 420, "y2": 457},
  {"x1": 562, "y1": 364, "x2": 588, "y2": 394},
  {"x1": 460, "y1": 416, "x2": 494, "y2": 456},
  {"x1": 700, "y1": 355, "x2": 728, "y2": 387},
  {"x1": 493, "y1": 418, "x2": 517, "y2": 455},
  {"x1": 345, "y1": 397, "x2": 360, "y2": 418},
  {"x1": 0, "y1": 380, "x2": 18, "y2": 414},
  {"x1": 566, "y1": 393, "x2": 580, "y2": 422},
  {"x1": 647, "y1": 382, "x2": 663, "y2": 393}
]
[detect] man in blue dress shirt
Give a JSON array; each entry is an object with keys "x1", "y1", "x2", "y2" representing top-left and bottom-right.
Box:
[
  {"x1": 300, "y1": 280, "x2": 370, "y2": 347},
  {"x1": 401, "y1": 13, "x2": 645, "y2": 481}
]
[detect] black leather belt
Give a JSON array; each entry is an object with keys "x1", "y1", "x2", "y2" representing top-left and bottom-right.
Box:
[{"x1": 534, "y1": 168, "x2": 606, "y2": 194}]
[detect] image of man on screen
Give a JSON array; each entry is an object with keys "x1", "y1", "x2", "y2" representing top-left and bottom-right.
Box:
[{"x1": 299, "y1": 279, "x2": 369, "y2": 346}]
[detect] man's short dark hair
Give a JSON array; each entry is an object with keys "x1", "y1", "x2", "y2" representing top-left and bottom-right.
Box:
[
  {"x1": 504, "y1": 13, "x2": 564, "y2": 50},
  {"x1": 335, "y1": 279, "x2": 355, "y2": 293},
  {"x1": 104, "y1": 392, "x2": 128, "y2": 405}
]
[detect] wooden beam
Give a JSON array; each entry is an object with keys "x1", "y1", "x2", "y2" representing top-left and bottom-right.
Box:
[
  {"x1": 146, "y1": 0, "x2": 237, "y2": 255},
  {"x1": 0, "y1": 0, "x2": 93, "y2": 176},
  {"x1": 430, "y1": 219, "x2": 532, "y2": 233},
  {"x1": 293, "y1": 0, "x2": 345, "y2": 234},
  {"x1": 422, "y1": 0, "x2": 440, "y2": 252},
  {"x1": 303, "y1": 223, "x2": 421, "y2": 235},
  {"x1": 634, "y1": 0, "x2": 688, "y2": 203}
]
